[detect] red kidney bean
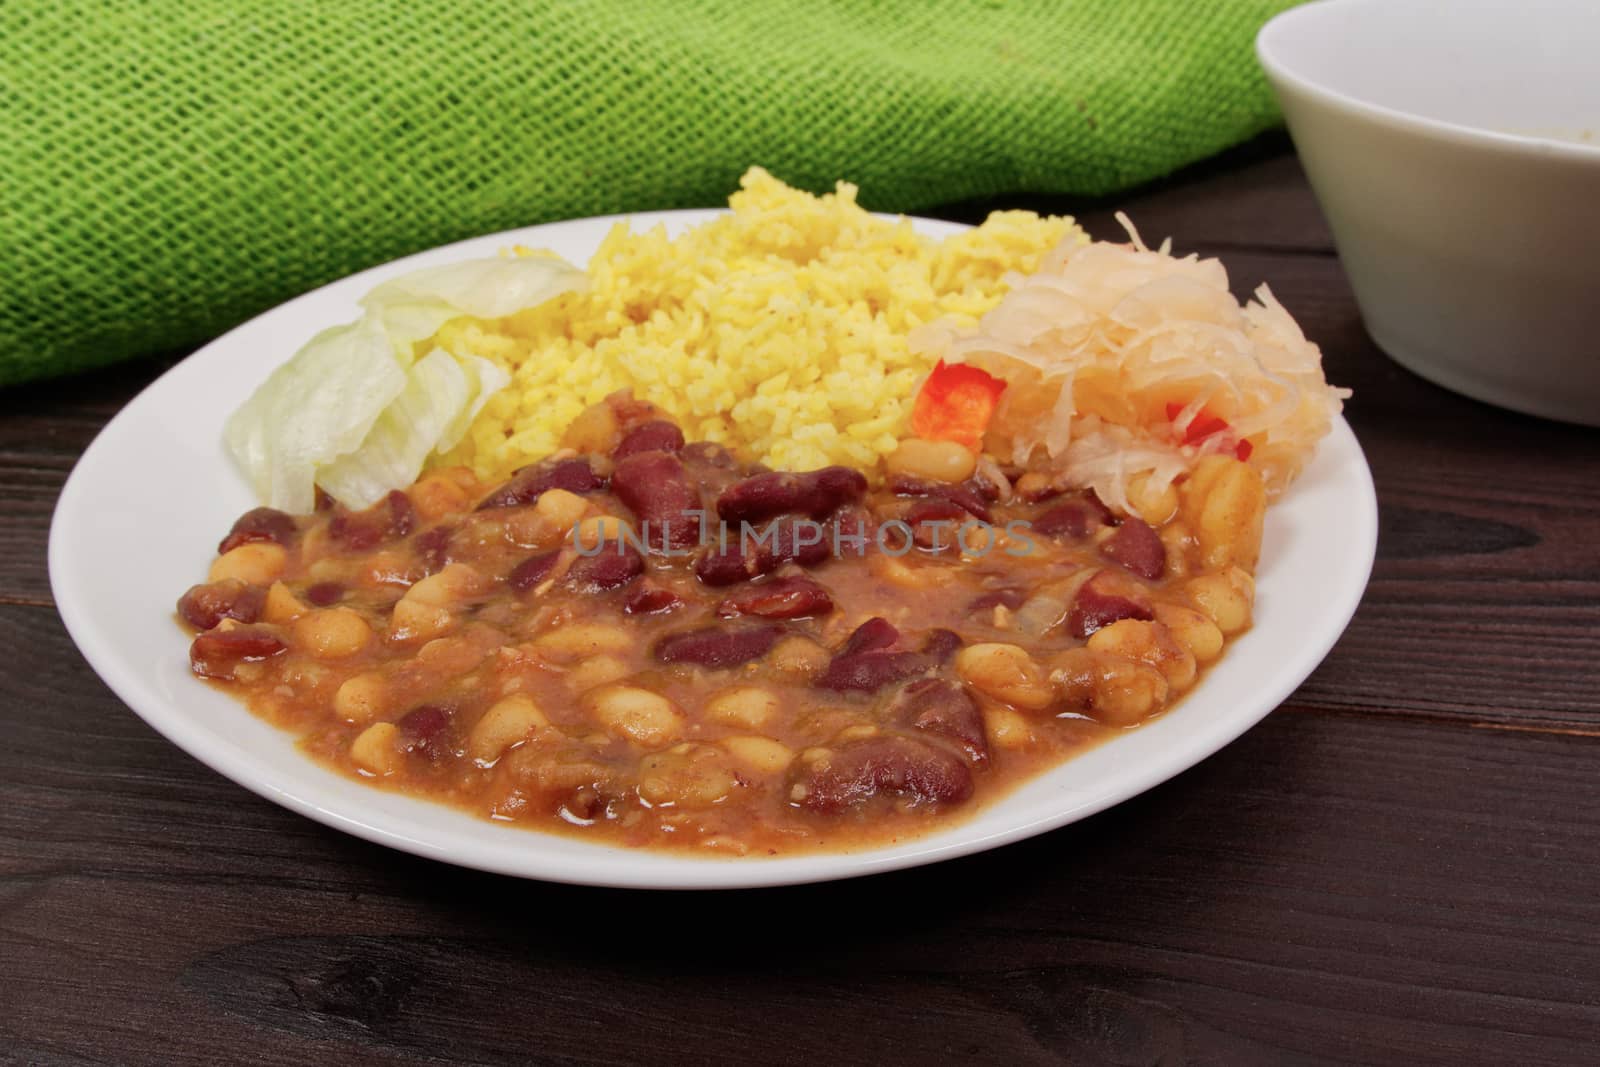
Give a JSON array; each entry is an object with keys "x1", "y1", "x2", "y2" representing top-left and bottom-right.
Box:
[
  {"x1": 841, "y1": 617, "x2": 899, "y2": 656},
  {"x1": 1031, "y1": 503, "x2": 1093, "y2": 540},
  {"x1": 888, "y1": 474, "x2": 993, "y2": 523},
  {"x1": 921, "y1": 628, "x2": 964, "y2": 663},
  {"x1": 968, "y1": 588, "x2": 1026, "y2": 613},
  {"x1": 396, "y1": 704, "x2": 453, "y2": 755},
  {"x1": 613, "y1": 419, "x2": 686, "y2": 459},
  {"x1": 694, "y1": 514, "x2": 832, "y2": 585},
  {"x1": 968, "y1": 468, "x2": 1004, "y2": 503},
  {"x1": 624, "y1": 582, "x2": 682, "y2": 615},
  {"x1": 177, "y1": 580, "x2": 265, "y2": 631},
  {"x1": 829, "y1": 506, "x2": 875, "y2": 560},
  {"x1": 507, "y1": 550, "x2": 562, "y2": 592},
  {"x1": 790, "y1": 736, "x2": 974, "y2": 813},
  {"x1": 814, "y1": 466, "x2": 869, "y2": 505},
  {"x1": 905, "y1": 498, "x2": 971, "y2": 550},
  {"x1": 218, "y1": 507, "x2": 298, "y2": 554},
  {"x1": 896, "y1": 678, "x2": 988, "y2": 764},
  {"x1": 1067, "y1": 572, "x2": 1155, "y2": 638},
  {"x1": 716, "y1": 467, "x2": 867, "y2": 523},
  {"x1": 1031, "y1": 491, "x2": 1114, "y2": 541},
  {"x1": 815, "y1": 650, "x2": 931, "y2": 692},
  {"x1": 695, "y1": 540, "x2": 762, "y2": 586},
  {"x1": 412, "y1": 525, "x2": 453, "y2": 576},
  {"x1": 610, "y1": 452, "x2": 704, "y2": 551},
  {"x1": 565, "y1": 545, "x2": 645, "y2": 591},
  {"x1": 477, "y1": 458, "x2": 604, "y2": 510},
  {"x1": 1101, "y1": 517, "x2": 1166, "y2": 579},
  {"x1": 314, "y1": 487, "x2": 336, "y2": 512},
  {"x1": 717, "y1": 576, "x2": 834, "y2": 620},
  {"x1": 762, "y1": 514, "x2": 833, "y2": 568},
  {"x1": 189, "y1": 626, "x2": 286, "y2": 680},
  {"x1": 329, "y1": 490, "x2": 416, "y2": 550},
  {"x1": 305, "y1": 582, "x2": 345, "y2": 607},
  {"x1": 653, "y1": 625, "x2": 783, "y2": 669}
]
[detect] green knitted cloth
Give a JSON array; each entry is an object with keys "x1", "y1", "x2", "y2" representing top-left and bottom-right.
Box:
[{"x1": 0, "y1": 0, "x2": 1295, "y2": 386}]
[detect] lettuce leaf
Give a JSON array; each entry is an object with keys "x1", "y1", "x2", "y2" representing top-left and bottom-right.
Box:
[
  {"x1": 224, "y1": 253, "x2": 579, "y2": 512},
  {"x1": 362, "y1": 254, "x2": 584, "y2": 321},
  {"x1": 315, "y1": 349, "x2": 470, "y2": 509},
  {"x1": 375, "y1": 300, "x2": 463, "y2": 354},
  {"x1": 316, "y1": 349, "x2": 514, "y2": 509},
  {"x1": 223, "y1": 313, "x2": 408, "y2": 514},
  {"x1": 437, "y1": 354, "x2": 512, "y2": 454}
]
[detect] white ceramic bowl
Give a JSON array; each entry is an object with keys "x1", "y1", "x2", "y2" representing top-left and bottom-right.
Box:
[{"x1": 1257, "y1": 0, "x2": 1600, "y2": 425}]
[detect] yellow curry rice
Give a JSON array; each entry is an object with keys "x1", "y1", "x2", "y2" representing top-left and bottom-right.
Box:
[{"x1": 435, "y1": 167, "x2": 1083, "y2": 481}]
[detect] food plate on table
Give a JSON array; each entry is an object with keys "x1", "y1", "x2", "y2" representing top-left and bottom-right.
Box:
[{"x1": 51, "y1": 175, "x2": 1376, "y2": 888}]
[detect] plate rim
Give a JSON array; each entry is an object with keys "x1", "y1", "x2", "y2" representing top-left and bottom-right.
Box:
[{"x1": 48, "y1": 209, "x2": 1379, "y2": 890}]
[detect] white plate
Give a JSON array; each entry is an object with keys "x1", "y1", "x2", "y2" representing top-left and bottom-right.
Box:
[{"x1": 49, "y1": 210, "x2": 1378, "y2": 890}]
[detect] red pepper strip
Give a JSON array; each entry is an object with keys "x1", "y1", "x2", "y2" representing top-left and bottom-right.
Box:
[
  {"x1": 1165, "y1": 401, "x2": 1228, "y2": 442},
  {"x1": 1167, "y1": 400, "x2": 1254, "y2": 460},
  {"x1": 912, "y1": 361, "x2": 1007, "y2": 451}
]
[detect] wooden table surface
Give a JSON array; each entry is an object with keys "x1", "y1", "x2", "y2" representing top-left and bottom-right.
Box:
[{"x1": 4, "y1": 135, "x2": 1598, "y2": 1065}]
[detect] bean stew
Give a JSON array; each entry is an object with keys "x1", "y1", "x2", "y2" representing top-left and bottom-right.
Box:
[{"x1": 178, "y1": 392, "x2": 1265, "y2": 855}]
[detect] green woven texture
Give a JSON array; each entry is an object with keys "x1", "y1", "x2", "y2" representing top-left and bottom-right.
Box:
[{"x1": 0, "y1": 0, "x2": 1295, "y2": 386}]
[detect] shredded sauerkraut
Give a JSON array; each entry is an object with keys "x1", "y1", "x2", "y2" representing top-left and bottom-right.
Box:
[{"x1": 910, "y1": 215, "x2": 1348, "y2": 511}]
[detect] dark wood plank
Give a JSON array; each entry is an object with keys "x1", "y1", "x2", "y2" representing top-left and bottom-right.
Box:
[
  {"x1": 0, "y1": 356, "x2": 179, "y2": 607},
  {"x1": 930, "y1": 131, "x2": 1337, "y2": 253},
  {"x1": 0, "y1": 413, "x2": 109, "y2": 607},
  {"x1": 2, "y1": 603, "x2": 1598, "y2": 1065},
  {"x1": 0, "y1": 349, "x2": 183, "y2": 419}
]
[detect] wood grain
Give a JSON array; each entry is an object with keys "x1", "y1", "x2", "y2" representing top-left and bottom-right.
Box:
[
  {"x1": 932, "y1": 132, "x2": 1338, "y2": 254},
  {"x1": 2, "y1": 605, "x2": 1598, "y2": 1066},
  {"x1": 5, "y1": 142, "x2": 1600, "y2": 1065},
  {"x1": 0, "y1": 354, "x2": 185, "y2": 607}
]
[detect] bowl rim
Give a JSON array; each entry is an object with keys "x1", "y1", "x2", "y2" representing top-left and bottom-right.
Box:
[{"x1": 1256, "y1": 0, "x2": 1600, "y2": 164}]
